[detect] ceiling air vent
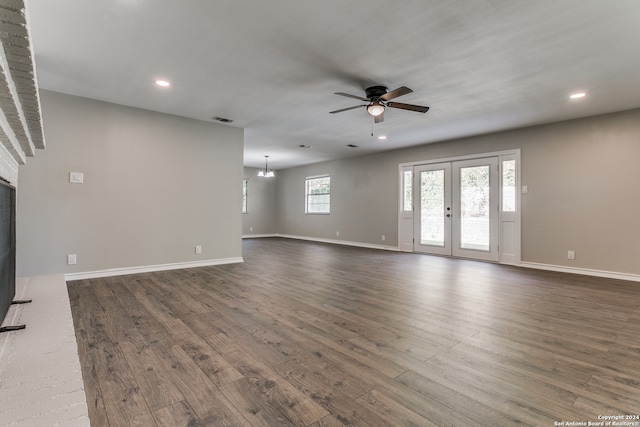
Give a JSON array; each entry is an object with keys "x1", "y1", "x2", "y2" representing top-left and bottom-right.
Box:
[
  {"x1": 347, "y1": 144, "x2": 359, "y2": 148},
  {"x1": 212, "y1": 116, "x2": 233, "y2": 124}
]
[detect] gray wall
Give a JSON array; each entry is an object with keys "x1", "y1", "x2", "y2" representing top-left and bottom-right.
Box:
[
  {"x1": 276, "y1": 156, "x2": 396, "y2": 244},
  {"x1": 242, "y1": 167, "x2": 278, "y2": 235},
  {"x1": 276, "y1": 108, "x2": 640, "y2": 276},
  {"x1": 16, "y1": 90, "x2": 640, "y2": 278},
  {"x1": 17, "y1": 91, "x2": 244, "y2": 277}
]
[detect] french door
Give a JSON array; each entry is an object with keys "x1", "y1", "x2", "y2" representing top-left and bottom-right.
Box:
[{"x1": 413, "y1": 157, "x2": 499, "y2": 261}]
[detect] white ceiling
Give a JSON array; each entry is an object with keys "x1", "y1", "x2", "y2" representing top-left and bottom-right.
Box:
[{"x1": 27, "y1": 0, "x2": 640, "y2": 170}]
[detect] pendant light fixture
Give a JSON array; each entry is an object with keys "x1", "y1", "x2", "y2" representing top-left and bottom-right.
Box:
[{"x1": 257, "y1": 155, "x2": 275, "y2": 178}]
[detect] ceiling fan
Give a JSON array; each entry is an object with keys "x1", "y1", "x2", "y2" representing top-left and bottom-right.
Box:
[{"x1": 329, "y1": 85, "x2": 429, "y2": 123}]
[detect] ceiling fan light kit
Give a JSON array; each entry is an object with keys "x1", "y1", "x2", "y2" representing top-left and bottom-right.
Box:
[
  {"x1": 366, "y1": 101, "x2": 385, "y2": 117},
  {"x1": 330, "y1": 85, "x2": 429, "y2": 124}
]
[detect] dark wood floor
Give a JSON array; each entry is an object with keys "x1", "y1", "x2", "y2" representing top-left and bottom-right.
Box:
[{"x1": 68, "y1": 238, "x2": 640, "y2": 426}]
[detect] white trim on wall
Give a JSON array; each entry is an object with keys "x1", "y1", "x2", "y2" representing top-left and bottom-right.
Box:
[
  {"x1": 242, "y1": 233, "x2": 278, "y2": 238},
  {"x1": 64, "y1": 257, "x2": 244, "y2": 281},
  {"x1": 520, "y1": 261, "x2": 640, "y2": 283}
]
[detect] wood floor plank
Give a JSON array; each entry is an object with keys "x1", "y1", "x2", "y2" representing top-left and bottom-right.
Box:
[
  {"x1": 275, "y1": 352, "x2": 377, "y2": 400},
  {"x1": 222, "y1": 349, "x2": 329, "y2": 426},
  {"x1": 272, "y1": 355, "x2": 397, "y2": 427},
  {"x1": 67, "y1": 238, "x2": 640, "y2": 426},
  {"x1": 396, "y1": 369, "x2": 531, "y2": 427},
  {"x1": 459, "y1": 333, "x2": 601, "y2": 384},
  {"x1": 67, "y1": 283, "x2": 110, "y2": 427},
  {"x1": 95, "y1": 291, "x2": 186, "y2": 413},
  {"x1": 118, "y1": 330, "x2": 185, "y2": 412},
  {"x1": 83, "y1": 305, "x2": 157, "y2": 426},
  {"x1": 411, "y1": 353, "x2": 583, "y2": 425},
  {"x1": 177, "y1": 327, "x2": 244, "y2": 386},
  {"x1": 152, "y1": 343, "x2": 251, "y2": 426},
  {"x1": 370, "y1": 376, "x2": 482, "y2": 426},
  {"x1": 356, "y1": 389, "x2": 439, "y2": 427},
  {"x1": 152, "y1": 401, "x2": 201, "y2": 427},
  {"x1": 308, "y1": 415, "x2": 355, "y2": 427}
]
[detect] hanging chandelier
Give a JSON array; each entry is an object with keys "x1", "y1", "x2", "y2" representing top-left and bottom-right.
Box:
[{"x1": 257, "y1": 155, "x2": 275, "y2": 178}]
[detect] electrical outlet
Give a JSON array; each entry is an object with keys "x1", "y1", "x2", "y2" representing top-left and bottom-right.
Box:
[
  {"x1": 250, "y1": 227, "x2": 254, "y2": 232},
  {"x1": 336, "y1": 231, "x2": 340, "y2": 237},
  {"x1": 381, "y1": 234, "x2": 386, "y2": 241},
  {"x1": 195, "y1": 245, "x2": 202, "y2": 254},
  {"x1": 67, "y1": 254, "x2": 77, "y2": 265},
  {"x1": 567, "y1": 250, "x2": 575, "y2": 260}
]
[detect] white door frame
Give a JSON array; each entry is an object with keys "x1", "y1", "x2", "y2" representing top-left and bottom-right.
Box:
[{"x1": 398, "y1": 149, "x2": 521, "y2": 265}]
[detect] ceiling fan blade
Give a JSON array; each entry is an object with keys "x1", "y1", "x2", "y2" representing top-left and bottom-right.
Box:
[
  {"x1": 380, "y1": 86, "x2": 413, "y2": 101},
  {"x1": 386, "y1": 102, "x2": 430, "y2": 113},
  {"x1": 329, "y1": 105, "x2": 366, "y2": 114},
  {"x1": 374, "y1": 112, "x2": 384, "y2": 123},
  {"x1": 335, "y1": 92, "x2": 369, "y2": 102}
]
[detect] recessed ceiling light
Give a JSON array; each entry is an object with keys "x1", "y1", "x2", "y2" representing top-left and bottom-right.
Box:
[
  {"x1": 155, "y1": 79, "x2": 170, "y2": 87},
  {"x1": 570, "y1": 92, "x2": 586, "y2": 99},
  {"x1": 377, "y1": 135, "x2": 387, "y2": 140}
]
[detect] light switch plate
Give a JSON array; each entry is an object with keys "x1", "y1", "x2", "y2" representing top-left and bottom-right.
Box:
[{"x1": 69, "y1": 172, "x2": 84, "y2": 184}]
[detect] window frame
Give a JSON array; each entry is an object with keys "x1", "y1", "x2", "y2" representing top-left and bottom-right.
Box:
[
  {"x1": 501, "y1": 159, "x2": 516, "y2": 213},
  {"x1": 242, "y1": 178, "x2": 248, "y2": 214},
  {"x1": 402, "y1": 169, "x2": 413, "y2": 212},
  {"x1": 305, "y1": 175, "x2": 331, "y2": 214}
]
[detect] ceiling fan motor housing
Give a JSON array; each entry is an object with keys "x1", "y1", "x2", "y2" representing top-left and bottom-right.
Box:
[{"x1": 365, "y1": 86, "x2": 388, "y2": 100}]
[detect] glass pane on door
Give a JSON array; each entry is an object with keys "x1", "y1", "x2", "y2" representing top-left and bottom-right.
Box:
[
  {"x1": 459, "y1": 165, "x2": 490, "y2": 251},
  {"x1": 502, "y1": 159, "x2": 516, "y2": 212},
  {"x1": 420, "y1": 170, "x2": 445, "y2": 246}
]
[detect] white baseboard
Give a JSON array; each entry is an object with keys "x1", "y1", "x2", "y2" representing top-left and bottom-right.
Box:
[
  {"x1": 276, "y1": 234, "x2": 401, "y2": 252},
  {"x1": 242, "y1": 233, "x2": 278, "y2": 239},
  {"x1": 519, "y1": 261, "x2": 640, "y2": 283},
  {"x1": 64, "y1": 257, "x2": 244, "y2": 281}
]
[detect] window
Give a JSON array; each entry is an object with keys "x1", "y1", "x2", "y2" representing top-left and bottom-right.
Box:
[
  {"x1": 242, "y1": 179, "x2": 248, "y2": 213},
  {"x1": 403, "y1": 169, "x2": 412, "y2": 211},
  {"x1": 502, "y1": 160, "x2": 516, "y2": 212},
  {"x1": 305, "y1": 175, "x2": 330, "y2": 214}
]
